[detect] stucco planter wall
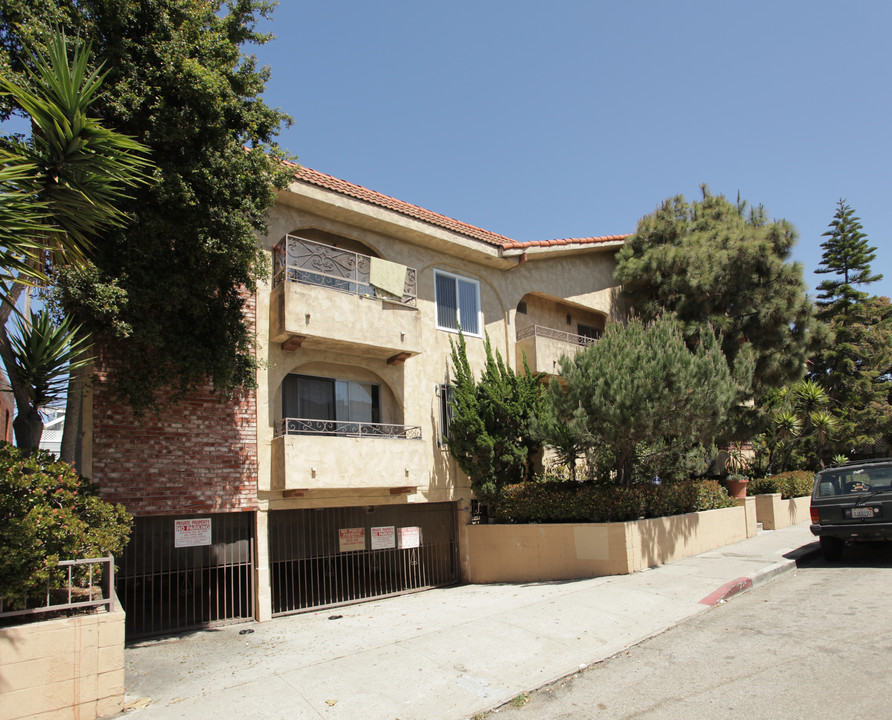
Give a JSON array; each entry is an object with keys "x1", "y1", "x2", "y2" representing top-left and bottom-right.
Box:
[
  {"x1": 754, "y1": 493, "x2": 811, "y2": 531},
  {"x1": 0, "y1": 601, "x2": 125, "y2": 720},
  {"x1": 466, "y1": 505, "x2": 749, "y2": 584}
]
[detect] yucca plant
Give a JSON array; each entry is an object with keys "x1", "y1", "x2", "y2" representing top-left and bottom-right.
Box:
[
  {"x1": 7, "y1": 309, "x2": 92, "y2": 451},
  {"x1": 0, "y1": 30, "x2": 152, "y2": 282}
]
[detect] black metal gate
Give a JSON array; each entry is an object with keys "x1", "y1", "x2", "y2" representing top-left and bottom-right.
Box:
[
  {"x1": 117, "y1": 512, "x2": 255, "y2": 638},
  {"x1": 270, "y1": 502, "x2": 458, "y2": 616}
]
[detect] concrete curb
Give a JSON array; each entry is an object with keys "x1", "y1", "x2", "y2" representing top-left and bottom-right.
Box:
[{"x1": 698, "y1": 540, "x2": 822, "y2": 607}]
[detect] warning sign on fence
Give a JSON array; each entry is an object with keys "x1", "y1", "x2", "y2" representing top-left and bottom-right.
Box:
[
  {"x1": 174, "y1": 518, "x2": 212, "y2": 548},
  {"x1": 338, "y1": 527, "x2": 366, "y2": 552},
  {"x1": 397, "y1": 526, "x2": 420, "y2": 549},
  {"x1": 371, "y1": 526, "x2": 395, "y2": 550}
]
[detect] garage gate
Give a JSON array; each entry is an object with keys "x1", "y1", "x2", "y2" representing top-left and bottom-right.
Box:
[
  {"x1": 117, "y1": 512, "x2": 255, "y2": 638},
  {"x1": 269, "y1": 502, "x2": 458, "y2": 616}
]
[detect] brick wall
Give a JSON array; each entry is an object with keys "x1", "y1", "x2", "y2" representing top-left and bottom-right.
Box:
[{"x1": 89, "y1": 296, "x2": 258, "y2": 517}]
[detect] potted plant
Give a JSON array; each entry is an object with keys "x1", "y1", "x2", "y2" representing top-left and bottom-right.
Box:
[{"x1": 724, "y1": 473, "x2": 749, "y2": 499}]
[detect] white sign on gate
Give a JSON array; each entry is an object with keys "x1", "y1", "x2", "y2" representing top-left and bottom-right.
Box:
[
  {"x1": 174, "y1": 518, "x2": 212, "y2": 548},
  {"x1": 338, "y1": 527, "x2": 366, "y2": 552},
  {"x1": 371, "y1": 526, "x2": 395, "y2": 550},
  {"x1": 397, "y1": 526, "x2": 421, "y2": 549}
]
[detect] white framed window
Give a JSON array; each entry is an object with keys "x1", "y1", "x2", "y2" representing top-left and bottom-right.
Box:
[{"x1": 434, "y1": 270, "x2": 481, "y2": 336}]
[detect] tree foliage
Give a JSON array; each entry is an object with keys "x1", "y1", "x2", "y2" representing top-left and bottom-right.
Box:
[
  {"x1": 0, "y1": 0, "x2": 295, "y2": 415},
  {"x1": 0, "y1": 29, "x2": 151, "y2": 452},
  {"x1": 615, "y1": 190, "x2": 818, "y2": 414},
  {"x1": 542, "y1": 315, "x2": 748, "y2": 485},
  {"x1": 807, "y1": 203, "x2": 892, "y2": 457},
  {"x1": 0, "y1": 443, "x2": 131, "y2": 609},
  {"x1": 752, "y1": 379, "x2": 836, "y2": 474},
  {"x1": 447, "y1": 332, "x2": 544, "y2": 504},
  {"x1": 814, "y1": 200, "x2": 882, "y2": 318}
]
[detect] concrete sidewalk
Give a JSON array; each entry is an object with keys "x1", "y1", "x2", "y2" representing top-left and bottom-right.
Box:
[{"x1": 120, "y1": 522, "x2": 818, "y2": 720}]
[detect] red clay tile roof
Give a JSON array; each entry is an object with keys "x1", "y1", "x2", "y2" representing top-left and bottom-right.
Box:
[{"x1": 289, "y1": 163, "x2": 629, "y2": 251}]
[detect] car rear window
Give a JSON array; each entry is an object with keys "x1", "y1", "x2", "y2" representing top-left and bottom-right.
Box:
[{"x1": 816, "y1": 467, "x2": 892, "y2": 497}]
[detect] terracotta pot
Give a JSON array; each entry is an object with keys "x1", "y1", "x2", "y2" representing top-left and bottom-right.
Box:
[{"x1": 725, "y1": 478, "x2": 748, "y2": 499}]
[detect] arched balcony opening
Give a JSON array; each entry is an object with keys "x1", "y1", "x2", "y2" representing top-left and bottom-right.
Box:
[{"x1": 515, "y1": 293, "x2": 607, "y2": 375}]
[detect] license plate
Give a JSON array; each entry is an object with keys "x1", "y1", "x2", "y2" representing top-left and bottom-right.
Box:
[{"x1": 850, "y1": 507, "x2": 876, "y2": 519}]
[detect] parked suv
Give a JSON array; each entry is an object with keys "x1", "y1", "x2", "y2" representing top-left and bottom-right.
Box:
[{"x1": 810, "y1": 458, "x2": 892, "y2": 560}]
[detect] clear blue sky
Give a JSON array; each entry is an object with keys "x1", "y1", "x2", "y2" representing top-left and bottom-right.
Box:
[{"x1": 252, "y1": 1, "x2": 892, "y2": 298}]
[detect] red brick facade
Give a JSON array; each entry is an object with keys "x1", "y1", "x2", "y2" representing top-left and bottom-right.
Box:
[
  {"x1": 90, "y1": 380, "x2": 258, "y2": 516},
  {"x1": 89, "y1": 295, "x2": 259, "y2": 517}
]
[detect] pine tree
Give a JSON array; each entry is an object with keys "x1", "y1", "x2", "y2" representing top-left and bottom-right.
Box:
[
  {"x1": 809, "y1": 201, "x2": 890, "y2": 458},
  {"x1": 615, "y1": 189, "x2": 817, "y2": 421},
  {"x1": 447, "y1": 332, "x2": 544, "y2": 505},
  {"x1": 546, "y1": 315, "x2": 748, "y2": 485},
  {"x1": 814, "y1": 200, "x2": 882, "y2": 319}
]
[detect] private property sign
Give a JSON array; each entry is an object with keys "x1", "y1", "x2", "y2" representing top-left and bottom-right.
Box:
[
  {"x1": 174, "y1": 518, "x2": 212, "y2": 548},
  {"x1": 371, "y1": 526, "x2": 396, "y2": 550},
  {"x1": 398, "y1": 526, "x2": 421, "y2": 549},
  {"x1": 338, "y1": 527, "x2": 366, "y2": 552}
]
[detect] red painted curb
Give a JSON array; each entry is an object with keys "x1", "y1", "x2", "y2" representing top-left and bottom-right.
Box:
[{"x1": 699, "y1": 576, "x2": 753, "y2": 606}]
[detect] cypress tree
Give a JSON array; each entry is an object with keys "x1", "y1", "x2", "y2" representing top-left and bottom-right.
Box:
[{"x1": 447, "y1": 332, "x2": 543, "y2": 505}]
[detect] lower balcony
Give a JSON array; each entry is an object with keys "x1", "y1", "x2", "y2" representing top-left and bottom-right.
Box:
[
  {"x1": 515, "y1": 325, "x2": 599, "y2": 374},
  {"x1": 270, "y1": 420, "x2": 426, "y2": 493}
]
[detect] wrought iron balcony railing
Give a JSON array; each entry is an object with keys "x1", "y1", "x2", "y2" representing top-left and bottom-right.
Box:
[
  {"x1": 516, "y1": 324, "x2": 601, "y2": 346},
  {"x1": 273, "y1": 234, "x2": 417, "y2": 308},
  {"x1": 274, "y1": 418, "x2": 422, "y2": 440}
]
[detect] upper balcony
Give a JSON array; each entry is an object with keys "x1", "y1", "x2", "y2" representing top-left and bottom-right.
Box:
[
  {"x1": 515, "y1": 325, "x2": 600, "y2": 375},
  {"x1": 270, "y1": 235, "x2": 422, "y2": 362},
  {"x1": 270, "y1": 419, "x2": 425, "y2": 493}
]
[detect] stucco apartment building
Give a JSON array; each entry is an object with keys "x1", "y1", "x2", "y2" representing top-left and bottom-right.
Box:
[{"x1": 80, "y1": 166, "x2": 628, "y2": 638}]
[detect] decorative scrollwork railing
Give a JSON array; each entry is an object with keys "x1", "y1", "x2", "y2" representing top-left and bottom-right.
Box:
[
  {"x1": 516, "y1": 324, "x2": 601, "y2": 346},
  {"x1": 275, "y1": 418, "x2": 422, "y2": 440},
  {"x1": 272, "y1": 235, "x2": 417, "y2": 307}
]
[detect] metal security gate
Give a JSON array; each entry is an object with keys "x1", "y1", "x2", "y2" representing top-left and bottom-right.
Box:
[
  {"x1": 117, "y1": 512, "x2": 255, "y2": 639},
  {"x1": 270, "y1": 503, "x2": 458, "y2": 616}
]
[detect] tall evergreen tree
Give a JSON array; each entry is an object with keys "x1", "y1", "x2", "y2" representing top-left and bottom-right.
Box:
[
  {"x1": 615, "y1": 188, "x2": 818, "y2": 437},
  {"x1": 0, "y1": 1, "x2": 295, "y2": 441},
  {"x1": 447, "y1": 333, "x2": 544, "y2": 505},
  {"x1": 814, "y1": 200, "x2": 882, "y2": 319},
  {"x1": 808, "y1": 201, "x2": 890, "y2": 457}
]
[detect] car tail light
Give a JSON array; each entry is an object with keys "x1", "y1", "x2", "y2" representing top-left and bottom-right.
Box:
[{"x1": 810, "y1": 506, "x2": 820, "y2": 523}]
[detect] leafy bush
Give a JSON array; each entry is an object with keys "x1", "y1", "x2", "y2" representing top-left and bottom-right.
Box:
[
  {"x1": 494, "y1": 479, "x2": 736, "y2": 524},
  {"x1": 0, "y1": 444, "x2": 132, "y2": 609},
  {"x1": 748, "y1": 470, "x2": 814, "y2": 499}
]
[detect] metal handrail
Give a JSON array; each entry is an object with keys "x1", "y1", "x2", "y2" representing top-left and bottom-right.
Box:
[
  {"x1": 516, "y1": 324, "x2": 600, "y2": 346},
  {"x1": 0, "y1": 555, "x2": 115, "y2": 619},
  {"x1": 272, "y1": 234, "x2": 418, "y2": 307},
  {"x1": 275, "y1": 418, "x2": 422, "y2": 440}
]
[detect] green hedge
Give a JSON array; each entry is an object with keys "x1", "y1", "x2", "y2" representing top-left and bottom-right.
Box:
[
  {"x1": 748, "y1": 470, "x2": 814, "y2": 499},
  {"x1": 0, "y1": 444, "x2": 132, "y2": 609},
  {"x1": 494, "y1": 479, "x2": 736, "y2": 524}
]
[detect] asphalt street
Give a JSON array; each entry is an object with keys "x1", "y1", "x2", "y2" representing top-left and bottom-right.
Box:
[{"x1": 491, "y1": 542, "x2": 892, "y2": 720}]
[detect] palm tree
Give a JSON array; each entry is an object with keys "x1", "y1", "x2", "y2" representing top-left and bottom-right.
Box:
[{"x1": 0, "y1": 30, "x2": 152, "y2": 451}]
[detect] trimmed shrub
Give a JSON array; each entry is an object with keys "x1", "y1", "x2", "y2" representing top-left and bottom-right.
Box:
[
  {"x1": 748, "y1": 470, "x2": 814, "y2": 499},
  {"x1": 494, "y1": 479, "x2": 736, "y2": 524},
  {"x1": 0, "y1": 444, "x2": 132, "y2": 609}
]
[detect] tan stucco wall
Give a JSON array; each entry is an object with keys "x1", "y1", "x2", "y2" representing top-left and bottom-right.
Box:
[
  {"x1": 256, "y1": 198, "x2": 624, "y2": 508},
  {"x1": 754, "y1": 493, "x2": 811, "y2": 530},
  {"x1": 0, "y1": 605, "x2": 125, "y2": 720},
  {"x1": 251, "y1": 188, "x2": 625, "y2": 616},
  {"x1": 465, "y1": 506, "x2": 749, "y2": 583}
]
